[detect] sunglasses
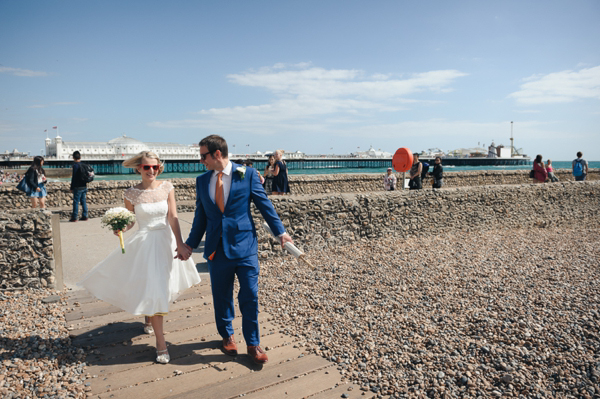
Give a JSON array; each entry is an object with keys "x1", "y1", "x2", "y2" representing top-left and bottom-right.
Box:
[
  {"x1": 140, "y1": 164, "x2": 160, "y2": 171},
  {"x1": 200, "y1": 150, "x2": 215, "y2": 161}
]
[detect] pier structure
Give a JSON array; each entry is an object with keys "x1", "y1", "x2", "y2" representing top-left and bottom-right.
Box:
[{"x1": 1, "y1": 155, "x2": 529, "y2": 175}]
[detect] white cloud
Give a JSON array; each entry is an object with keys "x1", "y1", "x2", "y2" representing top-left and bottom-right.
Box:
[
  {"x1": 510, "y1": 65, "x2": 600, "y2": 105},
  {"x1": 0, "y1": 66, "x2": 48, "y2": 77},
  {"x1": 150, "y1": 63, "x2": 467, "y2": 134}
]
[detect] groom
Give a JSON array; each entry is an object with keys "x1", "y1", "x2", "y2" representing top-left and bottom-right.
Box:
[{"x1": 182, "y1": 135, "x2": 292, "y2": 364}]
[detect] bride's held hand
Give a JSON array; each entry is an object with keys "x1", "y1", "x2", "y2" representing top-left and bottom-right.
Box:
[{"x1": 174, "y1": 243, "x2": 192, "y2": 260}]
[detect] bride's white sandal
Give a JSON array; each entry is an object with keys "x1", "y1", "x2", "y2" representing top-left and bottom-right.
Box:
[
  {"x1": 144, "y1": 317, "x2": 154, "y2": 334},
  {"x1": 156, "y1": 349, "x2": 170, "y2": 364}
]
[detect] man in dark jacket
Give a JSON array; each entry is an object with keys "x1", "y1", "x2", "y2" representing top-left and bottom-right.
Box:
[{"x1": 70, "y1": 151, "x2": 88, "y2": 222}]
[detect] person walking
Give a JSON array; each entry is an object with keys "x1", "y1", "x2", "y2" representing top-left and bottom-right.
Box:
[
  {"x1": 532, "y1": 154, "x2": 547, "y2": 183},
  {"x1": 24, "y1": 156, "x2": 47, "y2": 209},
  {"x1": 408, "y1": 153, "x2": 422, "y2": 190},
  {"x1": 78, "y1": 151, "x2": 201, "y2": 364},
  {"x1": 383, "y1": 168, "x2": 397, "y2": 191},
  {"x1": 263, "y1": 155, "x2": 276, "y2": 195},
  {"x1": 572, "y1": 151, "x2": 588, "y2": 181},
  {"x1": 181, "y1": 135, "x2": 293, "y2": 365},
  {"x1": 70, "y1": 151, "x2": 89, "y2": 222},
  {"x1": 546, "y1": 159, "x2": 559, "y2": 182},
  {"x1": 430, "y1": 156, "x2": 444, "y2": 188},
  {"x1": 272, "y1": 149, "x2": 290, "y2": 195}
]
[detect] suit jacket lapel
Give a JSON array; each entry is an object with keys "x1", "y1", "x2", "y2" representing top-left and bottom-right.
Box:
[{"x1": 226, "y1": 163, "x2": 240, "y2": 211}]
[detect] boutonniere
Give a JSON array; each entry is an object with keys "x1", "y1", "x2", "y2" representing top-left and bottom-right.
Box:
[{"x1": 236, "y1": 166, "x2": 246, "y2": 180}]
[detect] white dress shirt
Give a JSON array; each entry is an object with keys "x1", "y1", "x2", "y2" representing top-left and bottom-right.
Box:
[{"x1": 208, "y1": 161, "x2": 233, "y2": 206}]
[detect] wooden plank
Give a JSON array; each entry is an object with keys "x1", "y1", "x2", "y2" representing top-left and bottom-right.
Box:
[
  {"x1": 70, "y1": 301, "x2": 260, "y2": 347},
  {"x1": 72, "y1": 308, "x2": 216, "y2": 347},
  {"x1": 66, "y1": 293, "x2": 213, "y2": 322},
  {"x1": 86, "y1": 318, "x2": 279, "y2": 379},
  {"x1": 66, "y1": 282, "x2": 213, "y2": 306},
  {"x1": 172, "y1": 353, "x2": 333, "y2": 399},
  {"x1": 66, "y1": 302, "x2": 124, "y2": 321},
  {"x1": 93, "y1": 333, "x2": 303, "y2": 397},
  {"x1": 241, "y1": 365, "x2": 340, "y2": 399},
  {"x1": 68, "y1": 300, "x2": 218, "y2": 336},
  {"x1": 67, "y1": 296, "x2": 214, "y2": 326},
  {"x1": 308, "y1": 383, "x2": 362, "y2": 399}
]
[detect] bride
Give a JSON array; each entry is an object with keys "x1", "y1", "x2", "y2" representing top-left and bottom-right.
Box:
[{"x1": 78, "y1": 151, "x2": 201, "y2": 364}]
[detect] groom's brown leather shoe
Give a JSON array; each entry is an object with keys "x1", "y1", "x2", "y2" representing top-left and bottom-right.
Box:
[
  {"x1": 247, "y1": 345, "x2": 268, "y2": 364},
  {"x1": 222, "y1": 335, "x2": 238, "y2": 356}
]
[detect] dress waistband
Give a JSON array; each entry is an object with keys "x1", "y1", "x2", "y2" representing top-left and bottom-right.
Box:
[{"x1": 138, "y1": 224, "x2": 168, "y2": 232}]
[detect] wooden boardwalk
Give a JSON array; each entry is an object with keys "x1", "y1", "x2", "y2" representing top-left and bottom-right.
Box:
[{"x1": 66, "y1": 280, "x2": 349, "y2": 399}]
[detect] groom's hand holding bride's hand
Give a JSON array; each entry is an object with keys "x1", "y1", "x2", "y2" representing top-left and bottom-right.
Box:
[
  {"x1": 280, "y1": 233, "x2": 293, "y2": 248},
  {"x1": 175, "y1": 243, "x2": 193, "y2": 260}
]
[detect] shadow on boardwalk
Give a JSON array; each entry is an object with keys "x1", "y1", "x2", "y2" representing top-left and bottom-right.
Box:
[{"x1": 67, "y1": 280, "x2": 348, "y2": 399}]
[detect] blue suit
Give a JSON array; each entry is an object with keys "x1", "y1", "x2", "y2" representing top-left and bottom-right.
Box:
[{"x1": 186, "y1": 163, "x2": 285, "y2": 345}]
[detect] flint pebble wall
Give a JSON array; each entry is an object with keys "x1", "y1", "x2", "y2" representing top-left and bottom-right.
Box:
[
  {"x1": 254, "y1": 181, "x2": 600, "y2": 259},
  {"x1": 0, "y1": 169, "x2": 597, "y2": 214},
  {"x1": 1, "y1": 181, "x2": 598, "y2": 289},
  {"x1": 0, "y1": 210, "x2": 56, "y2": 290}
]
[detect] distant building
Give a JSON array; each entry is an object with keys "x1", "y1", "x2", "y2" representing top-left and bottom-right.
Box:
[
  {"x1": 352, "y1": 146, "x2": 393, "y2": 158},
  {"x1": 0, "y1": 149, "x2": 29, "y2": 161},
  {"x1": 44, "y1": 134, "x2": 199, "y2": 160}
]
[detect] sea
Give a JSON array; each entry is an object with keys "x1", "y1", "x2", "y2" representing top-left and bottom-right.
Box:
[{"x1": 49, "y1": 161, "x2": 598, "y2": 182}]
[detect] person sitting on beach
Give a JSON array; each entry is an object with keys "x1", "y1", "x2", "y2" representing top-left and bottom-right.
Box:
[
  {"x1": 546, "y1": 159, "x2": 559, "y2": 182},
  {"x1": 384, "y1": 168, "x2": 397, "y2": 191},
  {"x1": 532, "y1": 154, "x2": 547, "y2": 183}
]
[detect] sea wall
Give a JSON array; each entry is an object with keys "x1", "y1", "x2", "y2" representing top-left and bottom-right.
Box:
[
  {"x1": 1, "y1": 169, "x2": 598, "y2": 214},
  {"x1": 2, "y1": 181, "x2": 598, "y2": 289},
  {"x1": 0, "y1": 210, "x2": 57, "y2": 290},
  {"x1": 254, "y1": 180, "x2": 600, "y2": 259}
]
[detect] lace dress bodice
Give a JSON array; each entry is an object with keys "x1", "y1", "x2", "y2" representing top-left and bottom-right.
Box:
[{"x1": 124, "y1": 181, "x2": 173, "y2": 231}]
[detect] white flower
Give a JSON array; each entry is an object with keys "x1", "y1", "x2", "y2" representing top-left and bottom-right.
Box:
[
  {"x1": 236, "y1": 166, "x2": 246, "y2": 180},
  {"x1": 101, "y1": 207, "x2": 136, "y2": 231}
]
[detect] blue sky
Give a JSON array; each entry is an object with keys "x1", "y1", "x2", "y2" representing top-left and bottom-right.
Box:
[{"x1": 1, "y1": 0, "x2": 599, "y2": 160}]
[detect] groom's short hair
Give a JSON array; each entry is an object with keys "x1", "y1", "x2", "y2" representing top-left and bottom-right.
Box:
[{"x1": 200, "y1": 135, "x2": 228, "y2": 158}]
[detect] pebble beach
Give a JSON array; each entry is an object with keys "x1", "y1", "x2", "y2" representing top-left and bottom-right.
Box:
[
  {"x1": 1, "y1": 226, "x2": 598, "y2": 398},
  {"x1": 261, "y1": 227, "x2": 600, "y2": 398},
  {"x1": 0, "y1": 292, "x2": 87, "y2": 398}
]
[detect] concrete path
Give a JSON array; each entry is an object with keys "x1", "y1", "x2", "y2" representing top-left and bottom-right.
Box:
[{"x1": 60, "y1": 212, "x2": 208, "y2": 290}]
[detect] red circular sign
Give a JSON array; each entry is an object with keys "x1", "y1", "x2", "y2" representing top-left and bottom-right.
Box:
[{"x1": 392, "y1": 148, "x2": 413, "y2": 172}]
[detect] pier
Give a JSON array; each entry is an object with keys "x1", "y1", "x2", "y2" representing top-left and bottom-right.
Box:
[{"x1": 1, "y1": 156, "x2": 529, "y2": 175}]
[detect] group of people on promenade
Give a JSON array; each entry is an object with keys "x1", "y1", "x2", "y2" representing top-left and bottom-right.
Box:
[
  {"x1": 234, "y1": 149, "x2": 290, "y2": 196},
  {"x1": 0, "y1": 171, "x2": 22, "y2": 184},
  {"x1": 531, "y1": 151, "x2": 589, "y2": 183},
  {"x1": 384, "y1": 153, "x2": 444, "y2": 191}
]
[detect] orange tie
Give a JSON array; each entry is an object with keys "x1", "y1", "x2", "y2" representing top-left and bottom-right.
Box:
[{"x1": 215, "y1": 172, "x2": 224, "y2": 213}]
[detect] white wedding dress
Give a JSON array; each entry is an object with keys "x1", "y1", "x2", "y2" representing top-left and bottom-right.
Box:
[{"x1": 78, "y1": 181, "x2": 201, "y2": 315}]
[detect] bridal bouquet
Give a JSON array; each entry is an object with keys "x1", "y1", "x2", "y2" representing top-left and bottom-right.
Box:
[{"x1": 101, "y1": 207, "x2": 136, "y2": 254}]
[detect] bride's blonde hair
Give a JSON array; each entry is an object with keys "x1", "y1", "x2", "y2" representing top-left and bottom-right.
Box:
[{"x1": 123, "y1": 151, "x2": 165, "y2": 175}]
